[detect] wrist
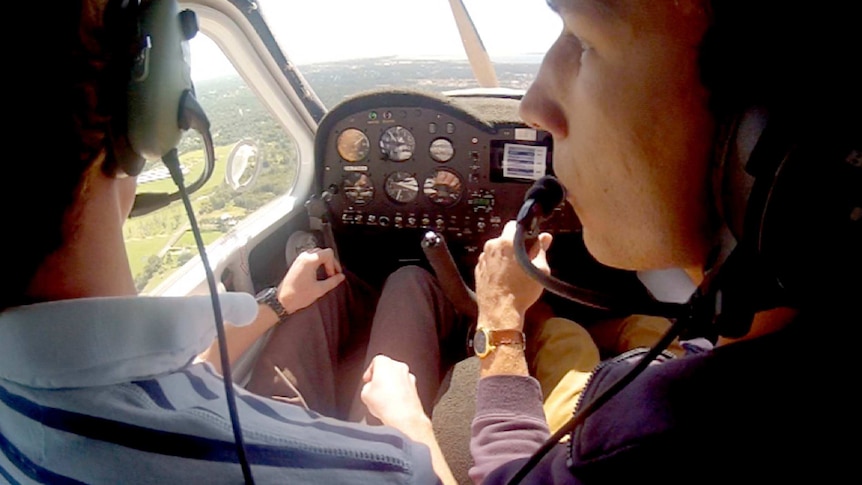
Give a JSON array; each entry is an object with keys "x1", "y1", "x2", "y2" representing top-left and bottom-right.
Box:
[
  {"x1": 393, "y1": 413, "x2": 434, "y2": 442},
  {"x1": 477, "y1": 308, "x2": 524, "y2": 331},
  {"x1": 255, "y1": 287, "x2": 289, "y2": 325},
  {"x1": 479, "y1": 344, "x2": 528, "y2": 378}
]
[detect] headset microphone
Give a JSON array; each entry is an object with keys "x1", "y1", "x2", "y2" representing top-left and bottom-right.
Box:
[
  {"x1": 517, "y1": 175, "x2": 567, "y2": 230},
  {"x1": 514, "y1": 176, "x2": 688, "y2": 318}
]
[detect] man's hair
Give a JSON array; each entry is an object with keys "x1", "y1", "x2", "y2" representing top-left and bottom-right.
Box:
[
  {"x1": 2, "y1": 0, "x2": 118, "y2": 310},
  {"x1": 700, "y1": 1, "x2": 860, "y2": 127}
]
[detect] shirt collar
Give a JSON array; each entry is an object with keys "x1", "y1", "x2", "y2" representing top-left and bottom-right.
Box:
[
  {"x1": 0, "y1": 293, "x2": 258, "y2": 389},
  {"x1": 637, "y1": 269, "x2": 697, "y2": 304}
]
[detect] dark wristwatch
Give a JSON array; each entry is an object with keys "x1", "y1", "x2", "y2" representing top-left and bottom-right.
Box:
[
  {"x1": 255, "y1": 286, "x2": 289, "y2": 322},
  {"x1": 472, "y1": 327, "x2": 526, "y2": 359}
]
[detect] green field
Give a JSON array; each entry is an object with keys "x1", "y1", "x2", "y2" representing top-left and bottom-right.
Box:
[
  {"x1": 124, "y1": 139, "x2": 296, "y2": 291},
  {"x1": 126, "y1": 236, "x2": 171, "y2": 277}
]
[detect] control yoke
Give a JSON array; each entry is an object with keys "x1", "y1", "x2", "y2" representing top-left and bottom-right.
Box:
[{"x1": 421, "y1": 231, "x2": 478, "y2": 320}]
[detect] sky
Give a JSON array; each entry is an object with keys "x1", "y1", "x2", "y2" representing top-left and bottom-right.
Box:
[{"x1": 190, "y1": 0, "x2": 561, "y2": 82}]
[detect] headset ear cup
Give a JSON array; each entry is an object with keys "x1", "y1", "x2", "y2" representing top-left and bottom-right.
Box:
[
  {"x1": 120, "y1": 0, "x2": 195, "y2": 173},
  {"x1": 757, "y1": 134, "x2": 862, "y2": 305},
  {"x1": 719, "y1": 107, "x2": 768, "y2": 242}
]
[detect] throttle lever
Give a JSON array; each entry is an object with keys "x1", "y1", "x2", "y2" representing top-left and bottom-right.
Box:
[{"x1": 421, "y1": 231, "x2": 478, "y2": 320}]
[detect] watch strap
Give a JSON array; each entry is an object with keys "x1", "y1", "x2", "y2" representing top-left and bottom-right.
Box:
[
  {"x1": 255, "y1": 286, "x2": 289, "y2": 322},
  {"x1": 474, "y1": 327, "x2": 526, "y2": 358}
]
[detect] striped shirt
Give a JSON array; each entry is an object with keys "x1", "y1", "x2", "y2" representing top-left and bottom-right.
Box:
[{"x1": 0, "y1": 294, "x2": 437, "y2": 484}]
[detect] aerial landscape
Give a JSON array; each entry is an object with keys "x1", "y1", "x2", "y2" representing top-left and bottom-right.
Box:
[{"x1": 125, "y1": 57, "x2": 540, "y2": 291}]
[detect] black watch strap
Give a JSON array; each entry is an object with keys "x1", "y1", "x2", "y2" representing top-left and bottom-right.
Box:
[{"x1": 255, "y1": 286, "x2": 289, "y2": 322}]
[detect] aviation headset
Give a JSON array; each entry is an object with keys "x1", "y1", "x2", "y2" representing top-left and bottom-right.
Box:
[
  {"x1": 105, "y1": 0, "x2": 215, "y2": 216},
  {"x1": 705, "y1": 107, "x2": 862, "y2": 337}
]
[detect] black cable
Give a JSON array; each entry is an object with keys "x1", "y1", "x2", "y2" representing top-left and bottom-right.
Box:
[
  {"x1": 513, "y1": 224, "x2": 687, "y2": 318},
  {"x1": 505, "y1": 213, "x2": 694, "y2": 484},
  {"x1": 164, "y1": 149, "x2": 255, "y2": 484},
  {"x1": 505, "y1": 305, "x2": 687, "y2": 485}
]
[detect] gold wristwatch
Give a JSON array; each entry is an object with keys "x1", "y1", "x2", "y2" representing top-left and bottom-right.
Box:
[{"x1": 472, "y1": 327, "x2": 526, "y2": 359}]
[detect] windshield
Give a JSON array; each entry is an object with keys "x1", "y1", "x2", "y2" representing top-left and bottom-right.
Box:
[
  {"x1": 254, "y1": 0, "x2": 562, "y2": 107},
  {"x1": 126, "y1": 0, "x2": 562, "y2": 293}
]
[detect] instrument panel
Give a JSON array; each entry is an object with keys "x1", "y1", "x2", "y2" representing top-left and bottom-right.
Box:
[{"x1": 315, "y1": 90, "x2": 580, "y2": 285}]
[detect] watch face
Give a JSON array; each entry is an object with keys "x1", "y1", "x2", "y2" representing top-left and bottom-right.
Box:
[{"x1": 473, "y1": 329, "x2": 487, "y2": 356}]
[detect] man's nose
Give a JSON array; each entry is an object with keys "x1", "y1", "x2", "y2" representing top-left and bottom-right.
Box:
[{"x1": 519, "y1": 80, "x2": 567, "y2": 138}]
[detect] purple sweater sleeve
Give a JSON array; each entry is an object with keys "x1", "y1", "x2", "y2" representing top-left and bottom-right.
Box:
[{"x1": 469, "y1": 375, "x2": 550, "y2": 484}]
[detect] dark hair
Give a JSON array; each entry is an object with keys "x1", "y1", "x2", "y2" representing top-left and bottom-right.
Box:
[
  {"x1": 700, "y1": 1, "x2": 861, "y2": 128},
  {"x1": 1, "y1": 0, "x2": 118, "y2": 310}
]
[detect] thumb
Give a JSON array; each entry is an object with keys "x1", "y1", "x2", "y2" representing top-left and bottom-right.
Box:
[
  {"x1": 538, "y1": 232, "x2": 553, "y2": 252},
  {"x1": 532, "y1": 245, "x2": 551, "y2": 276},
  {"x1": 362, "y1": 358, "x2": 375, "y2": 383},
  {"x1": 317, "y1": 272, "x2": 346, "y2": 294}
]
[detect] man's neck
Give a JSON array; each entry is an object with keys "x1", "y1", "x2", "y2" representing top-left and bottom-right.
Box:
[{"x1": 25, "y1": 172, "x2": 138, "y2": 302}]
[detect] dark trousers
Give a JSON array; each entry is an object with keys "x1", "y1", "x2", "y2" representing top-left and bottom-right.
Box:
[{"x1": 244, "y1": 266, "x2": 470, "y2": 421}]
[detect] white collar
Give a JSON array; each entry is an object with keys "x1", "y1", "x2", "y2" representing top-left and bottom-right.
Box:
[
  {"x1": 637, "y1": 269, "x2": 698, "y2": 304},
  {"x1": 0, "y1": 293, "x2": 257, "y2": 389}
]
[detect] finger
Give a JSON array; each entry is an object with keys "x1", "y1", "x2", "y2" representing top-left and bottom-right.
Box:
[
  {"x1": 302, "y1": 249, "x2": 321, "y2": 267},
  {"x1": 539, "y1": 232, "x2": 553, "y2": 252},
  {"x1": 319, "y1": 249, "x2": 337, "y2": 277},
  {"x1": 362, "y1": 358, "x2": 376, "y2": 383},
  {"x1": 501, "y1": 220, "x2": 518, "y2": 241},
  {"x1": 532, "y1": 247, "x2": 551, "y2": 275},
  {"x1": 409, "y1": 373, "x2": 416, "y2": 387},
  {"x1": 317, "y1": 272, "x2": 346, "y2": 294}
]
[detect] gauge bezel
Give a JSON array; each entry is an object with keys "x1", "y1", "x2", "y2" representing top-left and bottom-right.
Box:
[
  {"x1": 429, "y1": 137, "x2": 455, "y2": 163},
  {"x1": 342, "y1": 172, "x2": 375, "y2": 206},
  {"x1": 379, "y1": 125, "x2": 416, "y2": 162},
  {"x1": 336, "y1": 128, "x2": 371, "y2": 163},
  {"x1": 384, "y1": 171, "x2": 420, "y2": 204},
  {"x1": 423, "y1": 168, "x2": 464, "y2": 207}
]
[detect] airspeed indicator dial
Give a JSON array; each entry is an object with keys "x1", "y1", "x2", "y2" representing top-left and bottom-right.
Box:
[{"x1": 336, "y1": 128, "x2": 370, "y2": 162}]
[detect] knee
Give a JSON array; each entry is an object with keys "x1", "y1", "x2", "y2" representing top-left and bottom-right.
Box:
[{"x1": 385, "y1": 265, "x2": 435, "y2": 289}]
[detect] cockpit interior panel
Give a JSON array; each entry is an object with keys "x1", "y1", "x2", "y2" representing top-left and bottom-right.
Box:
[{"x1": 315, "y1": 90, "x2": 581, "y2": 287}]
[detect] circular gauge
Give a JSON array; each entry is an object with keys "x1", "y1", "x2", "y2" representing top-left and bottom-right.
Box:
[
  {"x1": 423, "y1": 169, "x2": 463, "y2": 207},
  {"x1": 336, "y1": 128, "x2": 370, "y2": 162},
  {"x1": 429, "y1": 138, "x2": 454, "y2": 163},
  {"x1": 379, "y1": 125, "x2": 416, "y2": 162},
  {"x1": 384, "y1": 171, "x2": 419, "y2": 203},
  {"x1": 342, "y1": 172, "x2": 374, "y2": 206}
]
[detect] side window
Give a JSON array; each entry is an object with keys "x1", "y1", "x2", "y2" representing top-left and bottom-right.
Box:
[{"x1": 124, "y1": 34, "x2": 299, "y2": 293}]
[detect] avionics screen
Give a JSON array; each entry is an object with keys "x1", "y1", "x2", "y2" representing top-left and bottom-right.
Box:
[{"x1": 490, "y1": 136, "x2": 553, "y2": 183}]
